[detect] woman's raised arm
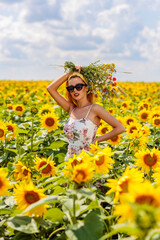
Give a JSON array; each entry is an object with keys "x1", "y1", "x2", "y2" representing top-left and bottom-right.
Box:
[{"x1": 47, "y1": 72, "x2": 74, "y2": 113}]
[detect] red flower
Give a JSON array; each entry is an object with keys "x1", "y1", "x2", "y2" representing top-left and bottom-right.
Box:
[
  {"x1": 113, "y1": 77, "x2": 116, "y2": 81},
  {"x1": 112, "y1": 82, "x2": 117, "y2": 86}
]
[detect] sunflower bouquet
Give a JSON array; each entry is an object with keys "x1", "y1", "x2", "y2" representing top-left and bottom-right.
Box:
[{"x1": 63, "y1": 61, "x2": 126, "y2": 98}]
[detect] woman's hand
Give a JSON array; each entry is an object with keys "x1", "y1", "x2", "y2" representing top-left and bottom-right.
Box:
[{"x1": 75, "y1": 65, "x2": 81, "y2": 73}]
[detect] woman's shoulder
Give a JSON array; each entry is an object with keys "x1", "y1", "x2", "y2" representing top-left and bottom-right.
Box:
[{"x1": 92, "y1": 103, "x2": 104, "y2": 111}]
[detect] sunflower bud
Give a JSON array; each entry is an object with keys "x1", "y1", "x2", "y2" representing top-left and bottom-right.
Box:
[{"x1": 135, "y1": 208, "x2": 156, "y2": 231}]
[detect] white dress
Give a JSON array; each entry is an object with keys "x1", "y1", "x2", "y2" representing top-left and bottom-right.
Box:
[{"x1": 63, "y1": 104, "x2": 98, "y2": 161}]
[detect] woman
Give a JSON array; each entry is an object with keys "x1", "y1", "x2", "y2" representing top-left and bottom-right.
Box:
[{"x1": 47, "y1": 66, "x2": 125, "y2": 160}]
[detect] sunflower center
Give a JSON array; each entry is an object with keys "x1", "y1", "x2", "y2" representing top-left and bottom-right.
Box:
[
  {"x1": 154, "y1": 119, "x2": 160, "y2": 126},
  {"x1": 111, "y1": 136, "x2": 118, "y2": 142},
  {"x1": 71, "y1": 159, "x2": 79, "y2": 167},
  {"x1": 122, "y1": 103, "x2": 127, "y2": 108},
  {"x1": 23, "y1": 169, "x2": 29, "y2": 176},
  {"x1": 16, "y1": 106, "x2": 23, "y2": 111},
  {"x1": 141, "y1": 113, "x2": 148, "y2": 119},
  {"x1": 39, "y1": 161, "x2": 51, "y2": 174},
  {"x1": 130, "y1": 126, "x2": 137, "y2": 133},
  {"x1": 119, "y1": 178, "x2": 129, "y2": 193},
  {"x1": 0, "y1": 179, "x2": 3, "y2": 188},
  {"x1": 144, "y1": 153, "x2": 157, "y2": 167},
  {"x1": 143, "y1": 104, "x2": 148, "y2": 109},
  {"x1": 127, "y1": 119, "x2": 134, "y2": 125},
  {"x1": 75, "y1": 170, "x2": 86, "y2": 181},
  {"x1": 7, "y1": 125, "x2": 14, "y2": 132},
  {"x1": 45, "y1": 117, "x2": 55, "y2": 127},
  {"x1": 135, "y1": 195, "x2": 157, "y2": 207},
  {"x1": 95, "y1": 155, "x2": 105, "y2": 166},
  {"x1": 25, "y1": 191, "x2": 40, "y2": 204},
  {"x1": 153, "y1": 114, "x2": 160, "y2": 118},
  {"x1": 0, "y1": 129, "x2": 5, "y2": 138},
  {"x1": 8, "y1": 106, "x2": 13, "y2": 110},
  {"x1": 102, "y1": 127, "x2": 108, "y2": 134}
]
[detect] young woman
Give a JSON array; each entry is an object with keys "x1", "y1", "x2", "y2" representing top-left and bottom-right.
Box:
[{"x1": 47, "y1": 67, "x2": 125, "y2": 160}]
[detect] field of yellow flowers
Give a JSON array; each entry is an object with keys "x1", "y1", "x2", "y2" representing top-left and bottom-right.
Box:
[{"x1": 0, "y1": 80, "x2": 160, "y2": 240}]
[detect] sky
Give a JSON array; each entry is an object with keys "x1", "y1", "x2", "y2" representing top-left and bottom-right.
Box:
[{"x1": 0, "y1": 0, "x2": 160, "y2": 82}]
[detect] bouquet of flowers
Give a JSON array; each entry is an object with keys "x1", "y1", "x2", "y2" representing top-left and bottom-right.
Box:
[{"x1": 63, "y1": 61, "x2": 126, "y2": 98}]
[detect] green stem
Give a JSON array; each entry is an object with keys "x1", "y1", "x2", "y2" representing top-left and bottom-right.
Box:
[
  {"x1": 47, "y1": 226, "x2": 65, "y2": 240},
  {"x1": 72, "y1": 194, "x2": 77, "y2": 224},
  {"x1": 30, "y1": 117, "x2": 34, "y2": 152}
]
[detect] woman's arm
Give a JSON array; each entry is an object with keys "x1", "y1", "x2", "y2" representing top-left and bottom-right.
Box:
[
  {"x1": 93, "y1": 104, "x2": 125, "y2": 143},
  {"x1": 47, "y1": 72, "x2": 74, "y2": 113}
]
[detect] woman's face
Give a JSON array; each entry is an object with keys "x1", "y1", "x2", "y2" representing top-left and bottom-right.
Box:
[{"x1": 68, "y1": 77, "x2": 88, "y2": 101}]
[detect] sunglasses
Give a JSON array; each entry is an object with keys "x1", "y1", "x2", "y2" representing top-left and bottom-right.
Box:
[{"x1": 66, "y1": 83, "x2": 87, "y2": 93}]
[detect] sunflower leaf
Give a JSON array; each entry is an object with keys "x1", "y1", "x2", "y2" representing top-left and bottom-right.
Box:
[{"x1": 7, "y1": 215, "x2": 39, "y2": 234}]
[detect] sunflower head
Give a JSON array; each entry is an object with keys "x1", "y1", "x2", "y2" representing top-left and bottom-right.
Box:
[
  {"x1": 40, "y1": 112, "x2": 59, "y2": 132},
  {"x1": 71, "y1": 163, "x2": 93, "y2": 184},
  {"x1": 14, "y1": 181, "x2": 48, "y2": 216},
  {"x1": 0, "y1": 168, "x2": 12, "y2": 196},
  {"x1": 14, "y1": 104, "x2": 25, "y2": 115},
  {"x1": 35, "y1": 155, "x2": 57, "y2": 177}
]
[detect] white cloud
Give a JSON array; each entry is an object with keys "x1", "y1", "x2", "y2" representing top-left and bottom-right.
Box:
[
  {"x1": 0, "y1": 0, "x2": 160, "y2": 81},
  {"x1": 134, "y1": 21, "x2": 160, "y2": 63}
]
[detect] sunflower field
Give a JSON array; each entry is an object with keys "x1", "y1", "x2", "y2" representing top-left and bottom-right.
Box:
[{"x1": 0, "y1": 80, "x2": 160, "y2": 240}]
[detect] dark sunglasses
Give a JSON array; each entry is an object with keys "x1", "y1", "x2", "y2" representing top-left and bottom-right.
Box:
[{"x1": 66, "y1": 83, "x2": 87, "y2": 93}]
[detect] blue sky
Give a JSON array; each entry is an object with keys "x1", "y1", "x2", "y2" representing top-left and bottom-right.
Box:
[{"x1": 0, "y1": 0, "x2": 160, "y2": 82}]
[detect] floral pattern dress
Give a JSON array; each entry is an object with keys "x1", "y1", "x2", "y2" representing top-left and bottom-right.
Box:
[{"x1": 63, "y1": 104, "x2": 98, "y2": 161}]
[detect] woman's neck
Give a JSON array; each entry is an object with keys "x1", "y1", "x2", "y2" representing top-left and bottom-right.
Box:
[{"x1": 76, "y1": 100, "x2": 91, "y2": 109}]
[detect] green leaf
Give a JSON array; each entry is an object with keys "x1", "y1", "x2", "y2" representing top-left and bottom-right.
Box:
[
  {"x1": 4, "y1": 148, "x2": 18, "y2": 154},
  {"x1": 13, "y1": 232, "x2": 34, "y2": 240},
  {"x1": 44, "y1": 141, "x2": 67, "y2": 150},
  {"x1": 7, "y1": 215, "x2": 39, "y2": 234},
  {"x1": 66, "y1": 210, "x2": 104, "y2": 240},
  {"x1": 45, "y1": 208, "x2": 64, "y2": 223},
  {"x1": 23, "y1": 195, "x2": 58, "y2": 214},
  {"x1": 99, "y1": 224, "x2": 142, "y2": 240},
  {"x1": 0, "y1": 208, "x2": 12, "y2": 215}
]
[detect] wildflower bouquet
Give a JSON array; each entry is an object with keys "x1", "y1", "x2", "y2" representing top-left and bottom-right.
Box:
[{"x1": 63, "y1": 60, "x2": 126, "y2": 97}]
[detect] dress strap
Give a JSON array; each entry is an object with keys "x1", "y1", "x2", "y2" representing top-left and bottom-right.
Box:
[
  {"x1": 70, "y1": 107, "x2": 76, "y2": 116},
  {"x1": 85, "y1": 104, "x2": 93, "y2": 119}
]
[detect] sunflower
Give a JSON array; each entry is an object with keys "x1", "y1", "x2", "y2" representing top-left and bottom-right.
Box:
[
  {"x1": 106, "y1": 166, "x2": 144, "y2": 203},
  {"x1": 108, "y1": 134, "x2": 121, "y2": 146},
  {"x1": 97, "y1": 124, "x2": 111, "y2": 135},
  {"x1": 38, "y1": 104, "x2": 54, "y2": 117},
  {"x1": 64, "y1": 150, "x2": 92, "y2": 177},
  {"x1": 114, "y1": 181, "x2": 160, "y2": 224},
  {"x1": 127, "y1": 121, "x2": 142, "y2": 135},
  {"x1": 5, "y1": 120, "x2": 17, "y2": 140},
  {"x1": 35, "y1": 155, "x2": 57, "y2": 177},
  {"x1": 150, "y1": 110, "x2": 160, "y2": 120},
  {"x1": 89, "y1": 141, "x2": 101, "y2": 155},
  {"x1": 71, "y1": 163, "x2": 93, "y2": 184},
  {"x1": 128, "y1": 129, "x2": 148, "y2": 149},
  {"x1": 14, "y1": 104, "x2": 25, "y2": 115},
  {"x1": 139, "y1": 124, "x2": 150, "y2": 136},
  {"x1": 93, "y1": 147, "x2": 114, "y2": 174},
  {"x1": 152, "y1": 167, "x2": 160, "y2": 184},
  {"x1": 120, "y1": 101, "x2": 131, "y2": 110},
  {"x1": 124, "y1": 115, "x2": 136, "y2": 126},
  {"x1": 7, "y1": 104, "x2": 13, "y2": 110},
  {"x1": 0, "y1": 121, "x2": 7, "y2": 141},
  {"x1": 14, "y1": 181, "x2": 48, "y2": 216},
  {"x1": 40, "y1": 112, "x2": 58, "y2": 132},
  {"x1": 152, "y1": 116, "x2": 160, "y2": 128},
  {"x1": 14, "y1": 161, "x2": 31, "y2": 181},
  {"x1": 138, "y1": 110, "x2": 150, "y2": 122},
  {"x1": 138, "y1": 102, "x2": 151, "y2": 111},
  {"x1": 0, "y1": 168, "x2": 12, "y2": 196},
  {"x1": 135, "y1": 148, "x2": 160, "y2": 174}
]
